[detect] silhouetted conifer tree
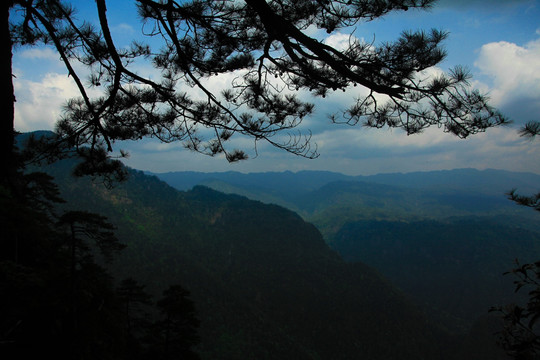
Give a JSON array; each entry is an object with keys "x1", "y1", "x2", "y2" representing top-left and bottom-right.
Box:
[
  {"x1": 150, "y1": 285, "x2": 201, "y2": 360},
  {"x1": 4, "y1": 0, "x2": 509, "y2": 184},
  {"x1": 116, "y1": 277, "x2": 155, "y2": 359}
]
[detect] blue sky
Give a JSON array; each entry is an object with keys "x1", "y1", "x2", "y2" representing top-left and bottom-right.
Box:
[{"x1": 12, "y1": 0, "x2": 540, "y2": 175}]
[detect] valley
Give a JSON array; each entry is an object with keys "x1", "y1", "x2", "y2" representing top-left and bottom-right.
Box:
[{"x1": 13, "y1": 152, "x2": 540, "y2": 359}]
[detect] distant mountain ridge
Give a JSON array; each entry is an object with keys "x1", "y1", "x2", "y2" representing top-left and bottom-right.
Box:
[
  {"x1": 151, "y1": 168, "x2": 540, "y2": 196},
  {"x1": 152, "y1": 168, "x2": 540, "y2": 230},
  {"x1": 364, "y1": 168, "x2": 540, "y2": 195}
]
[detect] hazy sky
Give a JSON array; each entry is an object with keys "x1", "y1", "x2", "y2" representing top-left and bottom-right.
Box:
[{"x1": 12, "y1": 0, "x2": 540, "y2": 175}]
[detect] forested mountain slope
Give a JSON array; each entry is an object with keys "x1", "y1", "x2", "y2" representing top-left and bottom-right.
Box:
[
  {"x1": 153, "y1": 169, "x2": 540, "y2": 335},
  {"x1": 38, "y1": 159, "x2": 471, "y2": 360},
  {"x1": 153, "y1": 169, "x2": 539, "y2": 230},
  {"x1": 333, "y1": 218, "x2": 540, "y2": 331}
]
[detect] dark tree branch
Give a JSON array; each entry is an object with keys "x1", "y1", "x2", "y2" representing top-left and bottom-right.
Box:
[{"x1": 7, "y1": 0, "x2": 510, "y2": 179}]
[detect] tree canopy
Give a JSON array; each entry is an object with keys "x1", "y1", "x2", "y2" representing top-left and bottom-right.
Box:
[{"x1": 5, "y1": 0, "x2": 509, "y2": 179}]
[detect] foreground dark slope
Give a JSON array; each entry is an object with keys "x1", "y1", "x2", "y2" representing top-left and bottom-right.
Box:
[
  {"x1": 333, "y1": 219, "x2": 540, "y2": 329},
  {"x1": 43, "y1": 159, "x2": 460, "y2": 360}
]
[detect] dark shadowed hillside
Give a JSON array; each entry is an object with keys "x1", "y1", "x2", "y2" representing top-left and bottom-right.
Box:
[{"x1": 332, "y1": 218, "x2": 540, "y2": 331}]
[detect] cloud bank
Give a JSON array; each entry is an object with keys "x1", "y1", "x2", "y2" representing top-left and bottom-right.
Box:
[{"x1": 474, "y1": 37, "x2": 540, "y2": 124}]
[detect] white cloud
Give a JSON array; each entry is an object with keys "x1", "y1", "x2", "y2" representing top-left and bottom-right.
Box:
[
  {"x1": 309, "y1": 126, "x2": 540, "y2": 175},
  {"x1": 315, "y1": 126, "x2": 460, "y2": 158},
  {"x1": 17, "y1": 47, "x2": 59, "y2": 61},
  {"x1": 14, "y1": 72, "x2": 79, "y2": 132},
  {"x1": 474, "y1": 37, "x2": 540, "y2": 108},
  {"x1": 323, "y1": 32, "x2": 355, "y2": 51}
]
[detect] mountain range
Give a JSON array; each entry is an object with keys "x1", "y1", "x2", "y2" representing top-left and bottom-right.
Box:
[
  {"x1": 21, "y1": 131, "x2": 539, "y2": 359},
  {"x1": 37, "y1": 159, "x2": 464, "y2": 359},
  {"x1": 152, "y1": 168, "x2": 539, "y2": 228},
  {"x1": 152, "y1": 168, "x2": 540, "y2": 333}
]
